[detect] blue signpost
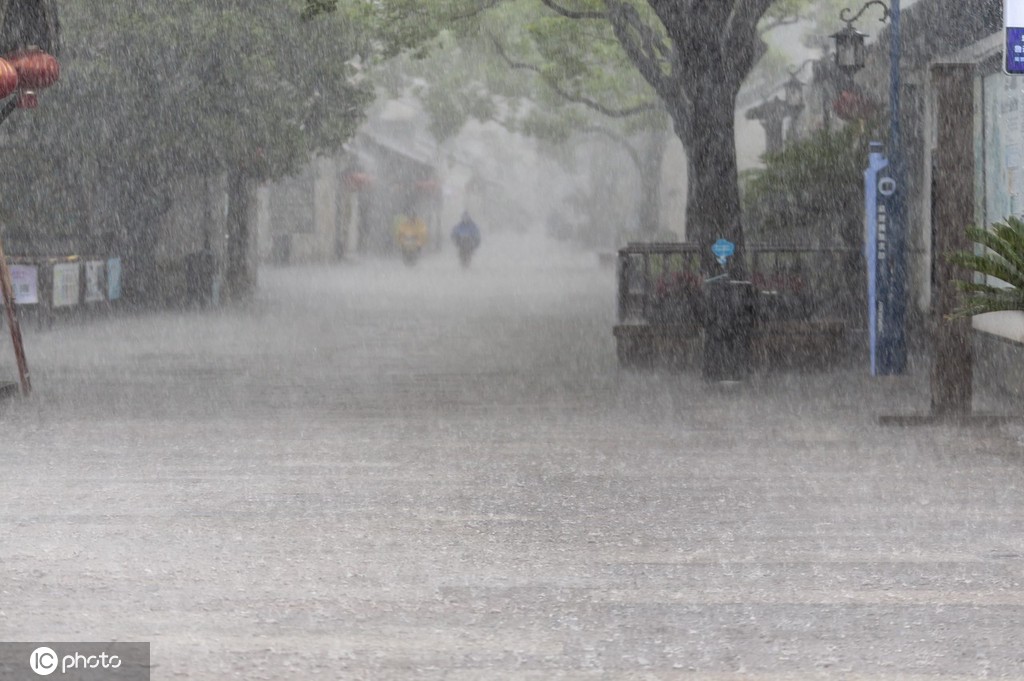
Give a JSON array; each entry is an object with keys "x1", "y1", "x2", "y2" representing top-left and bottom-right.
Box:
[
  {"x1": 711, "y1": 238, "x2": 735, "y2": 267},
  {"x1": 864, "y1": 142, "x2": 905, "y2": 376},
  {"x1": 836, "y1": 0, "x2": 907, "y2": 376}
]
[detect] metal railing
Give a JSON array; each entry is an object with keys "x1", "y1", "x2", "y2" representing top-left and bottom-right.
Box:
[{"x1": 617, "y1": 242, "x2": 865, "y2": 328}]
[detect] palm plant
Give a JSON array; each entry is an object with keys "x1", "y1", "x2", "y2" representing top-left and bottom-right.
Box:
[{"x1": 949, "y1": 216, "x2": 1024, "y2": 317}]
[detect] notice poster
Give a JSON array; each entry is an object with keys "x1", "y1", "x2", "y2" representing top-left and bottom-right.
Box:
[
  {"x1": 85, "y1": 260, "x2": 105, "y2": 303},
  {"x1": 107, "y1": 257, "x2": 122, "y2": 301},
  {"x1": 9, "y1": 265, "x2": 39, "y2": 305},
  {"x1": 983, "y1": 71, "x2": 1024, "y2": 221},
  {"x1": 52, "y1": 262, "x2": 80, "y2": 307}
]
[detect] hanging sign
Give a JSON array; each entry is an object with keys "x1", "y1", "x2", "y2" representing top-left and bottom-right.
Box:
[
  {"x1": 711, "y1": 238, "x2": 735, "y2": 266},
  {"x1": 107, "y1": 258, "x2": 122, "y2": 301},
  {"x1": 1008, "y1": 1, "x2": 1024, "y2": 73},
  {"x1": 52, "y1": 262, "x2": 80, "y2": 307},
  {"x1": 9, "y1": 265, "x2": 38, "y2": 305},
  {"x1": 84, "y1": 260, "x2": 105, "y2": 303}
]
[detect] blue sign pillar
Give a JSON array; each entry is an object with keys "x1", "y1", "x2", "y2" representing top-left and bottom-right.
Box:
[{"x1": 864, "y1": 142, "x2": 905, "y2": 376}]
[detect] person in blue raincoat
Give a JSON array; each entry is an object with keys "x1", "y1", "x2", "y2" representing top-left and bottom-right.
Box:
[{"x1": 451, "y1": 211, "x2": 481, "y2": 267}]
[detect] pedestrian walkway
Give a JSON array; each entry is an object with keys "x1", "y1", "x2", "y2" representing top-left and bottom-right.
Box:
[{"x1": 2, "y1": 234, "x2": 1023, "y2": 679}]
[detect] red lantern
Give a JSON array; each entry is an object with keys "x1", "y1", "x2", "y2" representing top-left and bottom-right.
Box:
[
  {"x1": 7, "y1": 46, "x2": 60, "y2": 91},
  {"x1": 832, "y1": 90, "x2": 878, "y2": 122},
  {"x1": 414, "y1": 179, "x2": 440, "y2": 194},
  {"x1": 0, "y1": 58, "x2": 18, "y2": 99},
  {"x1": 343, "y1": 172, "x2": 374, "y2": 191}
]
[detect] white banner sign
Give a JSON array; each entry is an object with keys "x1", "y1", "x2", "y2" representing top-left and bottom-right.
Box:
[
  {"x1": 85, "y1": 260, "x2": 105, "y2": 303},
  {"x1": 52, "y1": 262, "x2": 80, "y2": 307},
  {"x1": 9, "y1": 265, "x2": 39, "y2": 305},
  {"x1": 107, "y1": 257, "x2": 122, "y2": 301}
]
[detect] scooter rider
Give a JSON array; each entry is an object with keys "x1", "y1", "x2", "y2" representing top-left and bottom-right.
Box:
[
  {"x1": 451, "y1": 211, "x2": 481, "y2": 266},
  {"x1": 396, "y1": 210, "x2": 429, "y2": 265}
]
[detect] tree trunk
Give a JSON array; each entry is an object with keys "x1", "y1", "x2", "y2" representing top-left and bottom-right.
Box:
[
  {"x1": 637, "y1": 128, "x2": 666, "y2": 238},
  {"x1": 226, "y1": 169, "x2": 256, "y2": 301},
  {"x1": 676, "y1": 91, "x2": 746, "y2": 278}
]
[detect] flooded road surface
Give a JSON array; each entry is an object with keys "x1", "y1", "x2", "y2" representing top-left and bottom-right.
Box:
[{"x1": 3, "y1": 234, "x2": 1024, "y2": 679}]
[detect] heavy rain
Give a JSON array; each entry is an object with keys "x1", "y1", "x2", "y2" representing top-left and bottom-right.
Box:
[{"x1": 2, "y1": 0, "x2": 1024, "y2": 679}]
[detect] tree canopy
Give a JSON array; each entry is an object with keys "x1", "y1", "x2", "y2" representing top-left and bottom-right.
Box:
[
  {"x1": 1, "y1": 0, "x2": 376, "y2": 248},
  {"x1": 307, "y1": 0, "x2": 831, "y2": 272}
]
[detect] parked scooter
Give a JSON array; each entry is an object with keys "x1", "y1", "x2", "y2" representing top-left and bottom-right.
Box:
[{"x1": 395, "y1": 212, "x2": 429, "y2": 267}]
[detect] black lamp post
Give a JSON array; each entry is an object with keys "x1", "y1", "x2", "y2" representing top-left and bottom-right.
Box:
[
  {"x1": 784, "y1": 72, "x2": 805, "y2": 112},
  {"x1": 785, "y1": 58, "x2": 817, "y2": 112},
  {"x1": 833, "y1": 0, "x2": 907, "y2": 376},
  {"x1": 747, "y1": 60, "x2": 815, "y2": 154},
  {"x1": 746, "y1": 96, "x2": 791, "y2": 155},
  {"x1": 782, "y1": 58, "x2": 819, "y2": 141}
]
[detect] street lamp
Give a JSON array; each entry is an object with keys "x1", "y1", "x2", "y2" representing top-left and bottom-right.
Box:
[
  {"x1": 748, "y1": 60, "x2": 819, "y2": 155},
  {"x1": 831, "y1": 24, "x2": 869, "y2": 74},
  {"x1": 745, "y1": 96, "x2": 791, "y2": 155},
  {"x1": 783, "y1": 59, "x2": 816, "y2": 133},
  {"x1": 831, "y1": 0, "x2": 890, "y2": 74},
  {"x1": 833, "y1": 0, "x2": 906, "y2": 375}
]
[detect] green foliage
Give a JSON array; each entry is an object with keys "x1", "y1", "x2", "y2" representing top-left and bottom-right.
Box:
[
  {"x1": 522, "y1": 9, "x2": 657, "y2": 124},
  {"x1": 948, "y1": 217, "x2": 1024, "y2": 317},
  {"x1": 315, "y1": 0, "x2": 840, "y2": 254},
  {"x1": 364, "y1": 0, "x2": 666, "y2": 144},
  {"x1": 301, "y1": 0, "x2": 337, "y2": 21},
  {"x1": 1, "y1": 0, "x2": 375, "y2": 242},
  {"x1": 742, "y1": 121, "x2": 879, "y2": 247},
  {"x1": 378, "y1": 29, "x2": 527, "y2": 142},
  {"x1": 745, "y1": 0, "x2": 856, "y2": 110}
]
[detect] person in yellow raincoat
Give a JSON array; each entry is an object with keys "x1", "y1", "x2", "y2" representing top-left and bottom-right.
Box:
[{"x1": 395, "y1": 212, "x2": 429, "y2": 265}]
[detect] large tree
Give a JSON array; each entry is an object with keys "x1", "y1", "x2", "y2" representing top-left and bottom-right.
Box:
[
  {"x1": 488, "y1": 7, "x2": 672, "y2": 238},
  {"x1": 309, "y1": 0, "x2": 806, "y2": 274},
  {"x1": 590, "y1": 0, "x2": 786, "y2": 274},
  {"x1": 1, "y1": 0, "x2": 374, "y2": 301},
  {"x1": 377, "y1": 20, "x2": 672, "y2": 240}
]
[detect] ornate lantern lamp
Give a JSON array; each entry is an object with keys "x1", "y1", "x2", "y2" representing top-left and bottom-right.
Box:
[
  {"x1": 784, "y1": 73, "x2": 805, "y2": 112},
  {"x1": 831, "y1": 23, "x2": 868, "y2": 74},
  {"x1": 830, "y1": 1, "x2": 890, "y2": 75}
]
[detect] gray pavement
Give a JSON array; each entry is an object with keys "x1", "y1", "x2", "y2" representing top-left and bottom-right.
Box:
[{"x1": 3, "y1": 234, "x2": 1024, "y2": 679}]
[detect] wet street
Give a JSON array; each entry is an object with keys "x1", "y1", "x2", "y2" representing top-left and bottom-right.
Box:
[{"x1": 3, "y1": 234, "x2": 1024, "y2": 679}]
